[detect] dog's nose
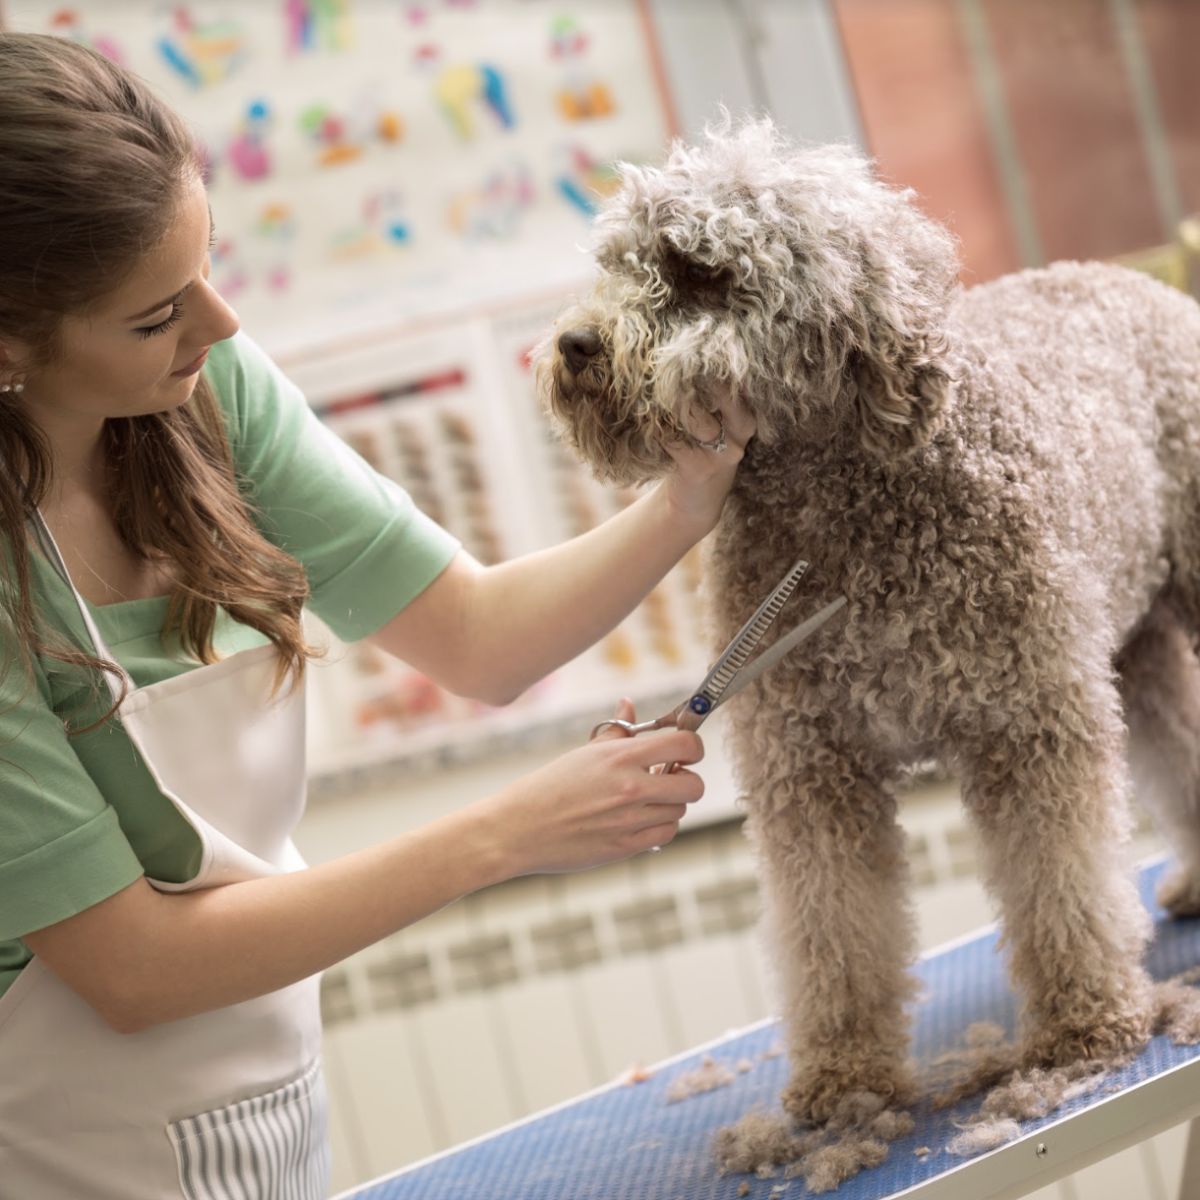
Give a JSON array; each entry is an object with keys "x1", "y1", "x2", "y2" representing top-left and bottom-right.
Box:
[{"x1": 558, "y1": 328, "x2": 602, "y2": 374}]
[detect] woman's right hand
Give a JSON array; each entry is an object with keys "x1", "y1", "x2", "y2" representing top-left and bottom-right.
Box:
[{"x1": 476, "y1": 698, "x2": 705, "y2": 877}]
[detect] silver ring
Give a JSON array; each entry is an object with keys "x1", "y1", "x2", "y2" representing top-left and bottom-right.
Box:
[{"x1": 694, "y1": 416, "x2": 727, "y2": 453}]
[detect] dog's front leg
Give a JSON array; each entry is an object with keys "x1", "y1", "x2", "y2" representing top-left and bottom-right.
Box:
[
  {"x1": 959, "y1": 693, "x2": 1155, "y2": 1069},
  {"x1": 741, "y1": 734, "x2": 918, "y2": 1125}
]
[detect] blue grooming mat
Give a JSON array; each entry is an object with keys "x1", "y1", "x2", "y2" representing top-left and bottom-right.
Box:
[{"x1": 339, "y1": 858, "x2": 1200, "y2": 1200}]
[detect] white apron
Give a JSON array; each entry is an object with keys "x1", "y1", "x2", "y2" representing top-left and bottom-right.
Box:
[{"x1": 0, "y1": 513, "x2": 330, "y2": 1199}]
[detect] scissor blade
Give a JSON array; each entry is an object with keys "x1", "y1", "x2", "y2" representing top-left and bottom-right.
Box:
[
  {"x1": 691, "y1": 556, "x2": 811, "y2": 710},
  {"x1": 715, "y1": 595, "x2": 847, "y2": 707}
]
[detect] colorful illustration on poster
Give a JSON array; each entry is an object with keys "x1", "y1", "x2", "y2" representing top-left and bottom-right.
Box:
[
  {"x1": 46, "y1": 8, "x2": 125, "y2": 63},
  {"x1": 284, "y1": 0, "x2": 354, "y2": 55},
  {"x1": 155, "y1": 5, "x2": 248, "y2": 89},
  {"x1": 210, "y1": 234, "x2": 249, "y2": 299},
  {"x1": 446, "y1": 160, "x2": 534, "y2": 239},
  {"x1": 549, "y1": 13, "x2": 587, "y2": 58},
  {"x1": 300, "y1": 95, "x2": 404, "y2": 166},
  {"x1": 11, "y1": 0, "x2": 676, "y2": 345},
  {"x1": 210, "y1": 203, "x2": 296, "y2": 297},
  {"x1": 548, "y1": 15, "x2": 614, "y2": 121},
  {"x1": 412, "y1": 41, "x2": 441, "y2": 67},
  {"x1": 553, "y1": 143, "x2": 620, "y2": 217},
  {"x1": 226, "y1": 99, "x2": 274, "y2": 182},
  {"x1": 330, "y1": 188, "x2": 413, "y2": 260},
  {"x1": 257, "y1": 203, "x2": 296, "y2": 291},
  {"x1": 556, "y1": 76, "x2": 615, "y2": 122},
  {"x1": 405, "y1": 0, "x2": 479, "y2": 29},
  {"x1": 434, "y1": 62, "x2": 515, "y2": 140}
]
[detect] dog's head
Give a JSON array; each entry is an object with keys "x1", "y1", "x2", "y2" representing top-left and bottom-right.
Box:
[{"x1": 533, "y1": 117, "x2": 960, "y2": 485}]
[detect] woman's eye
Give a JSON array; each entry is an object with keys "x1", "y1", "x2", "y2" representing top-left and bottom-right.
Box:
[{"x1": 136, "y1": 298, "x2": 184, "y2": 339}]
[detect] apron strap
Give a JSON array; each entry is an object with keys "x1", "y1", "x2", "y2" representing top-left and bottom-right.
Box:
[{"x1": 28, "y1": 510, "x2": 130, "y2": 705}]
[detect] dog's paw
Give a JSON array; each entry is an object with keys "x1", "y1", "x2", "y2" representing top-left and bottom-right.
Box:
[
  {"x1": 781, "y1": 1061, "x2": 914, "y2": 1127},
  {"x1": 1156, "y1": 868, "x2": 1200, "y2": 918},
  {"x1": 1021, "y1": 1007, "x2": 1153, "y2": 1070}
]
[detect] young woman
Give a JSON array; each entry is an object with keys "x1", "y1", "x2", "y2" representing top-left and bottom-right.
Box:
[{"x1": 0, "y1": 31, "x2": 754, "y2": 1199}]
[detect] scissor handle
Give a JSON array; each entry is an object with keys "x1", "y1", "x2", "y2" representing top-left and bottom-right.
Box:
[
  {"x1": 589, "y1": 714, "x2": 677, "y2": 740},
  {"x1": 590, "y1": 712, "x2": 689, "y2": 854}
]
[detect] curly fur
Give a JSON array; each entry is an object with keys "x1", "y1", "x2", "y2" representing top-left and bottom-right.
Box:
[{"x1": 533, "y1": 117, "x2": 1200, "y2": 1137}]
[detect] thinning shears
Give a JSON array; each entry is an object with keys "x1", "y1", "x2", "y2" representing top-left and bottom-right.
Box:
[{"x1": 590, "y1": 556, "x2": 847, "y2": 766}]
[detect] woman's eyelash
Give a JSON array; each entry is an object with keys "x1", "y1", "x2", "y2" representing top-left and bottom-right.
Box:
[
  {"x1": 134, "y1": 228, "x2": 214, "y2": 339},
  {"x1": 136, "y1": 298, "x2": 184, "y2": 339}
]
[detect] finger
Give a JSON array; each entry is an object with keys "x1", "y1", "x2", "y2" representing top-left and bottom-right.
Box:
[
  {"x1": 722, "y1": 400, "x2": 757, "y2": 448},
  {"x1": 687, "y1": 407, "x2": 723, "y2": 444},
  {"x1": 591, "y1": 697, "x2": 637, "y2": 742},
  {"x1": 624, "y1": 729, "x2": 703, "y2": 769},
  {"x1": 632, "y1": 821, "x2": 681, "y2": 852},
  {"x1": 663, "y1": 425, "x2": 715, "y2": 459},
  {"x1": 636, "y1": 802, "x2": 687, "y2": 826},
  {"x1": 712, "y1": 390, "x2": 756, "y2": 446},
  {"x1": 645, "y1": 768, "x2": 705, "y2": 804}
]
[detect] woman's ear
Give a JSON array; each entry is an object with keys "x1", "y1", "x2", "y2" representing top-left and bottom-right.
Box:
[{"x1": 0, "y1": 338, "x2": 33, "y2": 376}]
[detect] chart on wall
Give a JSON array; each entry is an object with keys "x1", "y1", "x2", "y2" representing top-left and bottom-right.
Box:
[{"x1": 6, "y1": 0, "x2": 676, "y2": 357}]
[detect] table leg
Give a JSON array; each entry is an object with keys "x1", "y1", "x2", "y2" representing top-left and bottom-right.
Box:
[{"x1": 1179, "y1": 1118, "x2": 1200, "y2": 1200}]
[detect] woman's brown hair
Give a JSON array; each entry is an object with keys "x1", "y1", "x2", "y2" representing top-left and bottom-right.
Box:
[{"x1": 0, "y1": 32, "x2": 315, "y2": 727}]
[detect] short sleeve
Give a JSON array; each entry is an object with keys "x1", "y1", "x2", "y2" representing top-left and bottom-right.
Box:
[
  {"x1": 0, "y1": 622, "x2": 144, "y2": 940},
  {"x1": 202, "y1": 332, "x2": 461, "y2": 643}
]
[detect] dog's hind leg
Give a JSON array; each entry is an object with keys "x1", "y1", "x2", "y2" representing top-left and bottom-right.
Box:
[
  {"x1": 959, "y1": 681, "x2": 1154, "y2": 1070},
  {"x1": 739, "y1": 727, "x2": 918, "y2": 1125},
  {"x1": 1118, "y1": 591, "x2": 1200, "y2": 916}
]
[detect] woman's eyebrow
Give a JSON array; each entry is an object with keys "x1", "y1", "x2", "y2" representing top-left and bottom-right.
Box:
[
  {"x1": 124, "y1": 207, "x2": 215, "y2": 322},
  {"x1": 126, "y1": 281, "x2": 193, "y2": 323}
]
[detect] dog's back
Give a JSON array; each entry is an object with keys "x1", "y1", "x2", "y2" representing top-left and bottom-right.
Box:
[{"x1": 946, "y1": 260, "x2": 1200, "y2": 639}]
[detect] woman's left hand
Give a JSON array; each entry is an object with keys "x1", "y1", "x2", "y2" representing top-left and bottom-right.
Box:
[{"x1": 660, "y1": 384, "x2": 757, "y2": 532}]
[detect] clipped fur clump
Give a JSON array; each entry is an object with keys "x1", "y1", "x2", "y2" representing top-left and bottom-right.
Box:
[
  {"x1": 712, "y1": 1111, "x2": 815, "y2": 1175},
  {"x1": 945, "y1": 1060, "x2": 1109, "y2": 1159},
  {"x1": 945, "y1": 1119, "x2": 1021, "y2": 1157},
  {"x1": 970, "y1": 1061, "x2": 1109, "y2": 1125},
  {"x1": 927, "y1": 1022, "x2": 1020, "y2": 1109},
  {"x1": 666, "y1": 1056, "x2": 737, "y2": 1102},
  {"x1": 536, "y1": 114, "x2": 1200, "y2": 1173},
  {"x1": 799, "y1": 1138, "x2": 888, "y2": 1193},
  {"x1": 712, "y1": 1094, "x2": 913, "y2": 1191},
  {"x1": 935, "y1": 983, "x2": 1200, "y2": 1160}
]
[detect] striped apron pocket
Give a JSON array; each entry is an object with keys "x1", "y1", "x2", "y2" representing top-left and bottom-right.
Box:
[{"x1": 167, "y1": 1060, "x2": 332, "y2": 1200}]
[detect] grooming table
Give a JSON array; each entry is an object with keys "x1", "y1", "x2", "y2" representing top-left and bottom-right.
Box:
[{"x1": 335, "y1": 858, "x2": 1200, "y2": 1200}]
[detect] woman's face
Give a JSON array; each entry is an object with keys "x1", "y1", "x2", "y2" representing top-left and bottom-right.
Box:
[{"x1": 10, "y1": 173, "x2": 240, "y2": 425}]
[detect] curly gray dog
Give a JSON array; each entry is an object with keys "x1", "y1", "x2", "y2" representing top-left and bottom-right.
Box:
[{"x1": 533, "y1": 118, "x2": 1200, "y2": 1130}]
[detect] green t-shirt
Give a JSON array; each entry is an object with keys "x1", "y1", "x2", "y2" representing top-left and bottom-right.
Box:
[{"x1": 0, "y1": 331, "x2": 460, "y2": 997}]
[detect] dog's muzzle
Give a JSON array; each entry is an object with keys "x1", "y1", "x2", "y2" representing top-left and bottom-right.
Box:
[{"x1": 557, "y1": 327, "x2": 603, "y2": 375}]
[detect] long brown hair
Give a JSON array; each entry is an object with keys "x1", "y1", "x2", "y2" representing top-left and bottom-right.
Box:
[{"x1": 0, "y1": 32, "x2": 315, "y2": 728}]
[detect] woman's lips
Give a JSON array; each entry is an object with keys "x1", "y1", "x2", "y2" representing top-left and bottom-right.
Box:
[{"x1": 172, "y1": 347, "x2": 209, "y2": 377}]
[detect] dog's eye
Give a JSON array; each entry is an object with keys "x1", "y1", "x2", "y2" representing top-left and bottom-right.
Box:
[{"x1": 685, "y1": 262, "x2": 724, "y2": 284}]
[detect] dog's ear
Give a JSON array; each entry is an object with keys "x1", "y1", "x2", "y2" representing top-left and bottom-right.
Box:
[
  {"x1": 838, "y1": 183, "x2": 959, "y2": 458},
  {"x1": 847, "y1": 315, "x2": 952, "y2": 458}
]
